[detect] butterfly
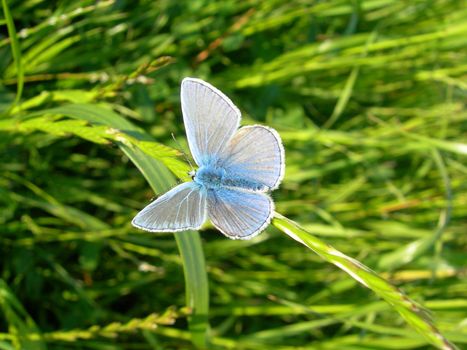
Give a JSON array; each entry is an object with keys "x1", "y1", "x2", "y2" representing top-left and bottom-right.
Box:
[{"x1": 132, "y1": 78, "x2": 285, "y2": 239}]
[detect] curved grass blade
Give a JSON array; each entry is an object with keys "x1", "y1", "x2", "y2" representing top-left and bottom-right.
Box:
[
  {"x1": 272, "y1": 212, "x2": 458, "y2": 350},
  {"x1": 120, "y1": 145, "x2": 209, "y2": 348},
  {"x1": 63, "y1": 104, "x2": 210, "y2": 348},
  {"x1": 1, "y1": 0, "x2": 24, "y2": 113},
  {"x1": 20, "y1": 103, "x2": 210, "y2": 347},
  {"x1": 0, "y1": 280, "x2": 47, "y2": 350},
  {"x1": 20, "y1": 104, "x2": 191, "y2": 179}
]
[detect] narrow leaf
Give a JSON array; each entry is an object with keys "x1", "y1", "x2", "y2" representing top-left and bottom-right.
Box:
[
  {"x1": 1, "y1": 0, "x2": 23, "y2": 111},
  {"x1": 273, "y1": 212, "x2": 457, "y2": 350}
]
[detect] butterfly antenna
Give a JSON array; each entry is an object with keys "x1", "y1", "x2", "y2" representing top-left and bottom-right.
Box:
[{"x1": 171, "y1": 133, "x2": 195, "y2": 172}]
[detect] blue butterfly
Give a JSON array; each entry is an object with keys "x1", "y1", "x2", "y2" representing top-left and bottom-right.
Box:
[{"x1": 132, "y1": 78, "x2": 285, "y2": 239}]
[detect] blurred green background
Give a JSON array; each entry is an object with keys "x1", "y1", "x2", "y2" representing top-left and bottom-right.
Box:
[{"x1": 0, "y1": 0, "x2": 466, "y2": 349}]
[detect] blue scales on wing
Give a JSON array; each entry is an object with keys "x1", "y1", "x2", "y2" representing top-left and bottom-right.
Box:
[
  {"x1": 207, "y1": 187, "x2": 274, "y2": 239},
  {"x1": 181, "y1": 78, "x2": 240, "y2": 167},
  {"x1": 220, "y1": 125, "x2": 285, "y2": 192}
]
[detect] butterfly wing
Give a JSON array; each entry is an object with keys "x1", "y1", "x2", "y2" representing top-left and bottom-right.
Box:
[
  {"x1": 181, "y1": 78, "x2": 240, "y2": 167},
  {"x1": 207, "y1": 187, "x2": 273, "y2": 240},
  {"x1": 220, "y1": 125, "x2": 285, "y2": 191},
  {"x1": 132, "y1": 182, "x2": 207, "y2": 232}
]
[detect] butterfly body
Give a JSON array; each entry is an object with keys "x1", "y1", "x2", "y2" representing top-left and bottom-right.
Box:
[
  {"x1": 194, "y1": 165, "x2": 226, "y2": 189},
  {"x1": 132, "y1": 78, "x2": 285, "y2": 239}
]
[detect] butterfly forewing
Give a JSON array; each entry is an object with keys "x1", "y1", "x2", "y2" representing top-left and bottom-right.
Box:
[
  {"x1": 181, "y1": 78, "x2": 240, "y2": 167},
  {"x1": 220, "y1": 125, "x2": 285, "y2": 191},
  {"x1": 207, "y1": 188, "x2": 273, "y2": 239},
  {"x1": 132, "y1": 182, "x2": 207, "y2": 232}
]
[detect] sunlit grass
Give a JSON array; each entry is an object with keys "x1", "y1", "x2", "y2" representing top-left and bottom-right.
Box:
[{"x1": 1, "y1": 1, "x2": 466, "y2": 349}]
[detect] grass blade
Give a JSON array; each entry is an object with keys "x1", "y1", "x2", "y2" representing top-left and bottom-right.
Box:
[
  {"x1": 20, "y1": 104, "x2": 191, "y2": 179},
  {"x1": 18, "y1": 103, "x2": 210, "y2": 347},
  {"x1": 66, "y1": 104, "x2": 210, "y2": 347},
  {"x1": 272, "y1": 212, "x2": 458, "y2": 350},
  {"x1": 323, "y1": 65, "x2": 359, "y2": 129},
  {"x1": 0, "y1": 280, "x2": 47, "y2": 350},
  {"x1": 378, "y1": 149, "x2": 452, "y2": 270},
  {"x1": 1, "y1": 0, "x2": 23, "y2": 112}
]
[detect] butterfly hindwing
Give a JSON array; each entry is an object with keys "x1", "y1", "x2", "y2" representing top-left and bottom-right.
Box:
[
  {"x1": 220, "y1": 125, "x2": 285, "y2": 191},
  {"x1": 181, "y1": 78, "x2": 240, "y2": 167},
  {"x1": 132, "y1": 182, "x2": 207, "y2": 232},
  {"x1": 207, "y1": 187, "x2": 274, "y2": 240}
]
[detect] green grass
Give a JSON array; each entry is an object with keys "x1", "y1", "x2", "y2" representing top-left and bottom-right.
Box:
[{"x1": 1, "y1": 0, "x2": 466, "y2": 349}]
